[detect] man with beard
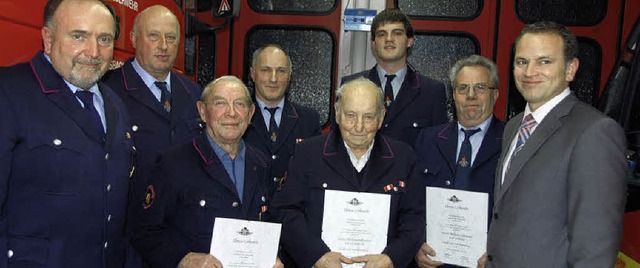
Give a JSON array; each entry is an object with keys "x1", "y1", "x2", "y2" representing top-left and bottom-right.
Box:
[
  {"x1": 102, "y1": 5, "x2": 202, "y2": 231},
  {"x1": 341, "y1": 8, "x2": 448, "y2": 146},
  {"x1": 0, "y1": 0, "x2": 134, "y2": 267},
  {"x1": 413, "y1": 55, "x2": 503, "y2": 268}
]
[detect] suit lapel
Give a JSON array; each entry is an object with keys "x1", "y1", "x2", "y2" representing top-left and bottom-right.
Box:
[
  {"x1": 240, "y1": 146, "x2": 266, "y2": 216},
  {"x1": 472, "y1": 117, "x2": 502, "y2": 169},
  {"x1": 496, "y1": 96, "x2": 576, "y2": 203},
  {"x1": 249, "y1": 107, "x2": 271, "y2": 149},
  {"x1": 168, "y1": 74, "x2": 196, "y2": 124},
  {"x1": 385, "y1": 68, "x2": 420, "y2": 124},
  {"x1": 101, "y1": 84, "x2": 119, "y2": 147},
  {"x1": 361, "y1": 135, "x2": 395, "y2": 190},
  {"x1": 193, "y1": 133, "x2": 240, "y2": 196},
  {"x1": 436, "y1": 122, "x2": 458, "y2": 176},
  {"x1": 121, "y1": 60, "x2": 170, "y2": 121},
  {"x1": 322, "y1": 131, "x2": 360, "y2": 189},
  {"x1": 274, "y1": 102, "x2": 299, "y2": 149},
  {"x1": 31, "y1": 52, "x2": 104, "y2": 143},
  {"x1": 493, "y1": 114, "x2": 520, "y2": 203}
]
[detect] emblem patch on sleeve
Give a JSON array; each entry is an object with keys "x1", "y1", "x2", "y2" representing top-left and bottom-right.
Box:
[{"x1": 143, "y1": 185, "x2": 155, "y2": 209}]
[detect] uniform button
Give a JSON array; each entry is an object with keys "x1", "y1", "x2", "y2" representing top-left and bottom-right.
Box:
[
  {"x1": 412, "y1": 122, "x2": 418, "y2": 128},
  {"x1": 271, "y1": 155, "x2": 277, "y2": 160},
  {"x1": 273, "y1": 177, "x2": 279, "y2": 182},
  {"x1": 198, "y1": 123, "x2": 203, "y2": 128},
  {"x1": 261, "y1": 196, "x2": 266, "y2": 202},
  {"x1": 232, "y1": 202, "x2": 239, "y2": 207},
  {"x1": 445, "y1": 180, "x2": 451, "y2": 186},
  {"x1": 7, "y1": 249, "x2": 13, "y2": 258},
  {"x1": 384, "y1": 124, "x2": 389, "y2": 128},
  {"x1": 393, "y1": 187, "x2": 398, "y2": 192},
  {"x1": 322, "y1": 183, "x2": 328, "y2": 188},
  {"x1": 423, "y1": 168, "x2": 428, "y2": 174},
  {"x1": 493, "y1": 213, "x2": 499, "y2": 219},
  {"x1": 53, "y1": 139, "x2": 62, "y2": 146},
  {"x1": 199, "y1": 200, "x2": 206, "y2": 207},
  {"x1": 106, "y1": 184, "x2": 112, "y2": 192},
  {"x1": 132, "y1": 125, "x2": 139, "y2": 132},
  {"x1": 107, "y1": 214, "x2": 112, "y2": 222},
  {"x1": 104, "y1": 242, "x2": 108, "y2": 249},
  {"x1": 105, "y1": 153, "x2": 109, "y2": 160}
]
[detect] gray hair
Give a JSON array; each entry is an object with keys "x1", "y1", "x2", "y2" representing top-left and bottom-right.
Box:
[
  {"x1": 201, "y1": 75, "x2": 253, "y2": 105},
  {"x1": 335, "y1": 77, "x2": 384, "y2": 113},
  {"x1": 449, "y1": 55, "x2": 499, "y2": 89}
]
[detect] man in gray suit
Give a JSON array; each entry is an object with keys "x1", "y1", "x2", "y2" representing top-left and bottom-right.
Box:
[{"x1": 485, "y1": 21, "x2": 627, "y2": 267}]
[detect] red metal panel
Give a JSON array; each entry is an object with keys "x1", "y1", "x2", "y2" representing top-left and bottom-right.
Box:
[{"x1": 226, "y1": 1, "x2": 342, "y2": 78}]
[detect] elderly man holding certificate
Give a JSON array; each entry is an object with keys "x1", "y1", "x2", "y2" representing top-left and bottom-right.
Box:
[
  {"x1": 271, "y1": 77, "x2": 424, "y2": 268},
  {"x1": 132, "y1": 76, "x2": 283, "y2": 268}
]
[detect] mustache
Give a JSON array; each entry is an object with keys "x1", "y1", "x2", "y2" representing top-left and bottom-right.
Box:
[{"x1": 73, "y1": 57, "x2": 104, "y2": 66}]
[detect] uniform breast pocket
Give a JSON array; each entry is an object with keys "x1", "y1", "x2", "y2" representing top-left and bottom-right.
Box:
[
  {"x1": 25, "y1": 132, "x2": 86, "y2": 195},
  {"x1": 182, "y1": 192, "x2": 221, "y2": 238},
  {"x1": 8, "y1": 236, "x2": 49, "y2": 267}
]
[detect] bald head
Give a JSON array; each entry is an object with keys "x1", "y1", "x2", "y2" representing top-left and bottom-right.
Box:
[{"x1": 131, "y1": 5, "x2": 180, "y2": 80}]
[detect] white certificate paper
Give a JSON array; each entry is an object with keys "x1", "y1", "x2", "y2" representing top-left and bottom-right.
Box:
[
  {"x1": 210, "y1": 217, "x2": 281, "y2": 268},
  {"x1": 425, "y1": 187, "x2": 488, "y2": 267},
  {"x1": 322, "y1": 190, "x2": 391, "y2": 267}
]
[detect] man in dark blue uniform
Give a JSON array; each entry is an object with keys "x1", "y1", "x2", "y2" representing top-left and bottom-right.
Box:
[
  {"x1": 132, "y1": 76, "x2": 281, "y2": 268},
  {"x1": 413, "y1": 55, "x2": 503, "y2": 268},
  {"x1": 243, "y1": 44, "x2": 321, "y2": 186},
  {"x1": 340, "y1": 8, "x2": 448, "y2": 146},
  {"x1": 271, "y1": 78, "x2": 424, "y2": 268},
  {"x1": 102, "y1": 5, "x2": 202, "y2": 210},
  {"x1": 0, "y1": 0, "x2": 134, "y2": 266}
]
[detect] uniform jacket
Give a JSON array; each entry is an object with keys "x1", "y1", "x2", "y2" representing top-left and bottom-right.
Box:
[
  {"x1": 243, "y1": 100, "x2": 320, "y2": 183},
  {"x1": 341, "y1": 66, "x2": 448, "y2": 146},
  {"x1": 271, "y1": 131, "x2": 424, "y2": 268},
  {"x1": 102, "y1": 58, "x2": 202, "y2": 205},
  {"x1": 132, "y1": 132, "x2": 275, "y2": 268},
  {"x1": 487, "y1": 93, "x2": 627, "y2": 267},
  {"x1": 414, "y1": 116, "x2": 503, "y2": 224},
  {"x1": 0, "y1": 52, "x2": 135, "y2": 267}
]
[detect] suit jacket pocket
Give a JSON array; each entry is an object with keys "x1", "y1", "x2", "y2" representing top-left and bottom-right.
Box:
[
  {"x1": 25, "y1": 130, "x2": 86, "y2": 195},
  {"x1": 8, "y1": 236, "x2": 49, "y2": 267}
]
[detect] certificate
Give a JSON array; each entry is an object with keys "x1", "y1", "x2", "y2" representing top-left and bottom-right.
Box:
[
  {"x1": 210, "y1": 217, "x2": 281, "y2": 268},
  {"x1": 425, "y1": 187, "x2": 488, "y2": 267},
  {"x1": 321, "y1": 190, "x2": 390, "y2": 267}
]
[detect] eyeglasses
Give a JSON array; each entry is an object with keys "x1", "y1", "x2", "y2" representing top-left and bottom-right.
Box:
[{"x1": 454, "y1": 83, "x2": 496, "y2": 95}]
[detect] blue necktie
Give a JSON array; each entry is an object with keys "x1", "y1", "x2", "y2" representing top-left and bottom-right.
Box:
[
  {"x1": 266, "y1": 107, "x2": 279, "y2": 143},
  {"x1": 384, "y1": 74, "x2": 396, "y2": 107},
  {"x1": 75, "y1": 90, "x2": 105, "y2": 138},
  {"x1": 454, "y1": 128, "x2": 480, "y2": 190},
  {"x1": 155, "y1": 81, "x2": 171, "y2": 113}
]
